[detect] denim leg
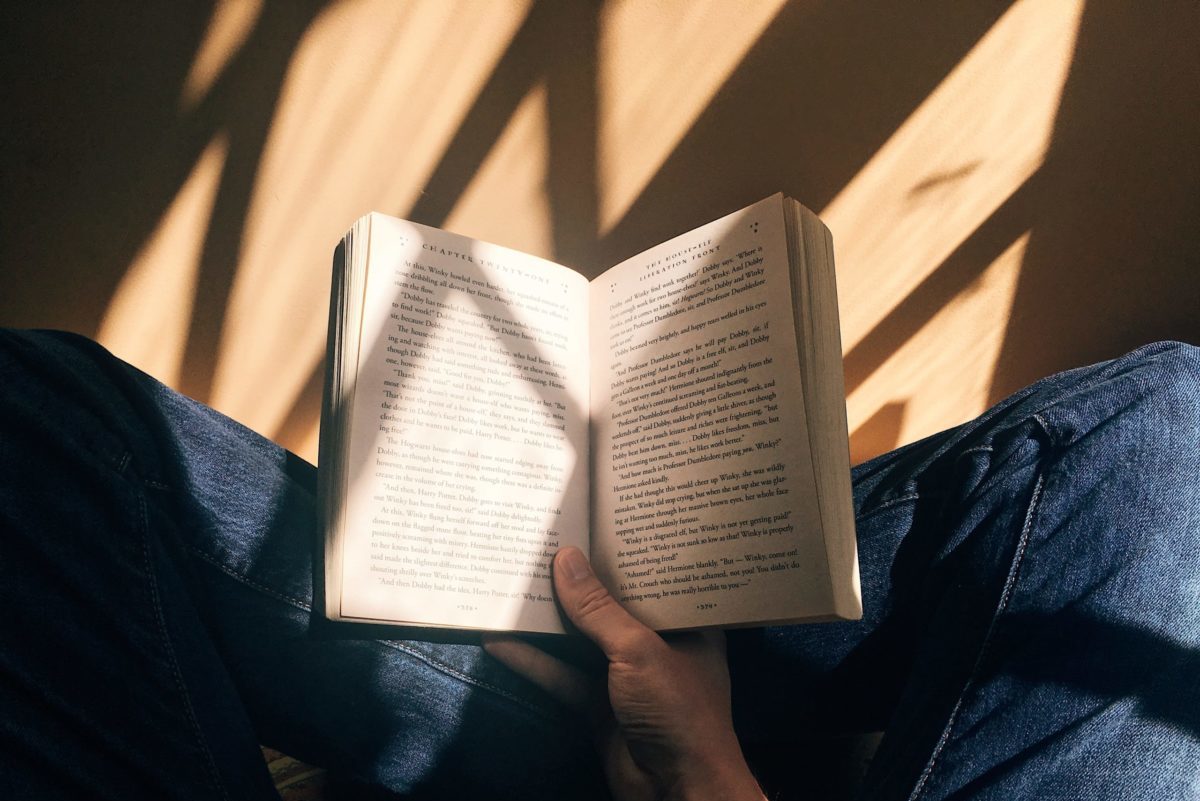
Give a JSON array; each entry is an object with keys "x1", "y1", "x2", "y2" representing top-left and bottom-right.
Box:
[
  {"x1": 0, "y1": 331, "x2": 279, "y2": 800},
  {"x1": 0, "y1": 330, "x2": 601, "y2": 800},
  {"x1": 888, "y1": 342, "x2": 1200, "y2": 801},
  {"x1": 729, "y1": 342, "x2": 1200, "y2": 800},
  {"x1": 4, "y1": 329, "x2": 1197, "y2": 800}
]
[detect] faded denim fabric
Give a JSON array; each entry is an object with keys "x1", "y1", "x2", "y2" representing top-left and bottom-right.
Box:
[{"x1": 1, "y1": 329, "x2": 1197, "y2": 800}]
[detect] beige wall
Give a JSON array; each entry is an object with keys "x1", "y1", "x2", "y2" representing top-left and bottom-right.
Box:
[{"x1": 3, "y1": 0, "x2": 1197, "y2": 465}]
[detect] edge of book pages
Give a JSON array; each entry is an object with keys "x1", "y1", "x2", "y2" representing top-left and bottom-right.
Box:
[{"x1": 785, "y1": 200, "x2": 862, "y2": 622}]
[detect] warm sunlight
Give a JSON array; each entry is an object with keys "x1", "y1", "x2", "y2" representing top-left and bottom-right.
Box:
[
  {"x1": 823, "y1": 0, "x2": 1084, "y2": 451},
  {"x1": 6, "y1": 5, "x2": 1200, "y2": 795},
  {"x1": 58, "y1": 0, "x2": 1193, "y2": 471},
  {"x1": 595, "y1": 0, "x2": 788, "y2": 234},
  {"x1": 846, "y1": 232, "x2": 1031, "y2": 462},
  {"x1": 97, "y1": 133, "x2": 229, "y2": 387},
  {"x1": 208, "y1": 1, "x2": 532, "y2": 456},
  {"x1": 181, "y1": 0, "x2": 264, "y2": 110},
  {"x1": 443, "y1": 82, "x2": 554, "y2": 259}
]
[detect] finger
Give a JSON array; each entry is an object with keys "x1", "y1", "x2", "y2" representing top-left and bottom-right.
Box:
[
  {"x1": 481, "y1": 634, "x2": 593, "y2": 711},
  {"x1": 552, "y1": 547, "x2": 660, "y2": 663}
]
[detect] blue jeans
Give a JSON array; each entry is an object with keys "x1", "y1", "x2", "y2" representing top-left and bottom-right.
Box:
[{"x1": 0, "y1": 329, "x2": 1197, "y2": 800}]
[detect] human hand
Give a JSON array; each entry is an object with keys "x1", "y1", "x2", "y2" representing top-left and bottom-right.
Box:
[{"x1": 483, "y1": 546, "x2": 763, "y2": 801}]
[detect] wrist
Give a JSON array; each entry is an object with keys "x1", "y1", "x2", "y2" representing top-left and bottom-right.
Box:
[{"x1": 666, "y1": 752, "x2": 764, "y2": 801}]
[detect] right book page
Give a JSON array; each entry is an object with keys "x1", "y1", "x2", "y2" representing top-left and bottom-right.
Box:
[{"x1": 588, "y1": 195, "x2": 844, "y2": 631}]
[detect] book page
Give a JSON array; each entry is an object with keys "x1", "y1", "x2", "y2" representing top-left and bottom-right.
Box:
[
  {"x1": 339, "y1": 216, "x2": 589, "y2": 633},
  {"x1": 589, "y1": 196, "x2": 834, "y2": 630}
]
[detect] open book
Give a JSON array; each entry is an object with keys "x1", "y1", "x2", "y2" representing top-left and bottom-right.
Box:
[{"x1": 318, "y1": 194, "x2": 860, "y2": 635}]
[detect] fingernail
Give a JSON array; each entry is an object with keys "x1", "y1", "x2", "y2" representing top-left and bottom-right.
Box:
[{"x1": 559, "y1": 547, "x2": 592, "y2": 580}]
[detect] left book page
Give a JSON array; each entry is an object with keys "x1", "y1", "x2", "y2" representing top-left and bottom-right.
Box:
[{"x1": 321, "y1": 214, "x2": 590, "y2": 634}]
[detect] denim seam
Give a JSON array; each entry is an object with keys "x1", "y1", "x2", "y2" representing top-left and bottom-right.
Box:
[
  {"x1": 858, "y1": 493, "x2": 922, "y2": 519},
  {"x1": 183, "y1": 545, "x2": 557, "y2": 721},
  {"x1": 184, "y1": 545, "x2": 312, "y2": 613},
  {"x1": 138, "y1": 488, "x2": 230, "y2": 801},
  {"x1": 906, "y1": 468, "x2": 1046, "y2": 801},
  {"x1": 1031, "y1": 412, "x2": 1058, "y2": 448},
  {"x1": 375, "y1": 639, "x2": 554, "y2": 719}
]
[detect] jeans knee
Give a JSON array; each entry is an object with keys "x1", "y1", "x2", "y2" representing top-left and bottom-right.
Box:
[
  {"x1": 1134, "y1": 339, "x2": 1200, "y2": 401},
  {"x1": 1046, "y1": 341, "x2": 1200, "y2": 454},
  {"x1": 1032, "y1": 343, "x2": 1200, "y2": 598},
  {"x1": 1121, "y1": 341, "x2": 1200, "y2": 453}
]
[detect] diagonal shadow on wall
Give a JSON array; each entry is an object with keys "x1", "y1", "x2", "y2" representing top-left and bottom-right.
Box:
[
  {"x1": 275, "y1": 0, "x2": 1014, "y2": 444},
  {"x1": 985, "y1": 2, "x2": 1200, "y2": 402},
  {"x1": 839, "y1": 2, "x2": 1199, "y2": 416},
  {"x1": 0, "y1": 2, "x2": 330, "y2": 411},
  {"x1": 275, "y1": 0, "x2": 602, "y2": 446}
]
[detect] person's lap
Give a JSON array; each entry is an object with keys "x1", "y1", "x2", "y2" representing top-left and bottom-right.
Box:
[
  {"x1": 0, "y1": 330, "x2": 605, "y2": 800},
  {"x1": 731, "y1": 342, "x2": 1200, "y2": 799},
  {"x1": 1, "y1": 329, "x2": 1196, "y2": 799}
]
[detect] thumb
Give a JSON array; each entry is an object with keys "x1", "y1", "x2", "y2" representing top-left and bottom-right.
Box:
[{"x1": 553, "y1": 547, "x2": 659, "y2": 662}]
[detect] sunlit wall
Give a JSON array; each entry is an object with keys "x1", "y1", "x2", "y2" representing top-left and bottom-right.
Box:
[{"x1": 3, "y1": 0, "x2": 1197, "y2": 465}]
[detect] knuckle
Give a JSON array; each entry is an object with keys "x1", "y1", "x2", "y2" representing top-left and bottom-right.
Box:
[{"x1": 574, "y1": 584, "x2": 616, "y2": 621}]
